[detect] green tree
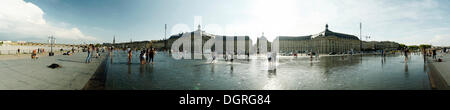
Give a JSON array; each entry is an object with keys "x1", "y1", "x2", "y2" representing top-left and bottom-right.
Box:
[
  {"x1": 95, "y1": 44, "x2": 101, "y2": 47},
  {"x1": 419, "y1": 44, "x2": 432, "y2": 49},
  {"x1": 408, "y1": 45, "x2": 419, "y2": 50},
  {"x1": 399, "y1": 44, "x2": 407, "y2": 50}
]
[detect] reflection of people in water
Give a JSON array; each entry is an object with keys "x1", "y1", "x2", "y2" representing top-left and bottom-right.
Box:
[
  {"x1": 128, "y1": 64, "x2": 132, "y2": 74},
  {"x1": 139, "y1": 63, "x2": 145, "y2": 76},
  {"x1": 404, "y1": 48, "x2": 409, "y2": 63},
  {"x1": 229, "y1": 64, "x2": 234, "y2": 77},
  {"x1": 268, "y1": 69, "x2": 277, "y2": 78},
  {"x1": 381, "y1": 56, "x2": 386, "y2": 68},
  {"x1": 404, "y1": 62, "x2": 409, "y2": 78},
  {"x1": 267, "y1": 52, "x2": 277, "y2": 71},
  {"x1": 230, "y1": 54, "x2": 234, "y2": 62},
  {"x1": 422, "y1": 48, "x2": 427, "y2": 62}
]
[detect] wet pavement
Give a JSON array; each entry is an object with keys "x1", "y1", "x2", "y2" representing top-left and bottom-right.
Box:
[
  {"x1": 105, "y1": 51, "x2": 431, "y2": 90},
  {"x1": 0, "y1": 52, "x2": 104, "y2": 90}
]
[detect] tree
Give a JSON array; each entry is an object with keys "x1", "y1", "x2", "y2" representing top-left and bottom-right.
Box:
[
  {"x1": 408, "y1": 45, "x2": 419, "y2": 50},
  {"x1": 399, "y1": 44, "x2": 407, "y2": 50},
  {"x1": 95, "y1": 44, "x2": 101, "y2": 47},
  {"x1": 419, "y1": 44, "x2": 432, "y2": 49}
]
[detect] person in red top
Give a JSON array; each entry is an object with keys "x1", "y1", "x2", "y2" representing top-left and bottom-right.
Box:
[{"x1": 31, "y1": 49, "x2": 37, "y2": 59}]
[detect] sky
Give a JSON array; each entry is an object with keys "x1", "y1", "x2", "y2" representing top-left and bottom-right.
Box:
[{"x1": 0, "y1": 0, "x2": 450, "y2": 46}]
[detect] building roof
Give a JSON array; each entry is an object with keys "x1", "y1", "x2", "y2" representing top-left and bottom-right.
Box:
[
  {"x1": 313, "y1": 24, "x2": 360, "y2": 40},
  {"x1": 278, "y1": 36, "x2": 312, "y2": 40},
  {"x1": 277, "y1": 24, "x2": 360, "y2": 41}
]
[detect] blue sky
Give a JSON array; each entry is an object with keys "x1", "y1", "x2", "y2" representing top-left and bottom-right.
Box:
[{"x1": 1, "y1": 0, "x2": 450, "y2": 46}]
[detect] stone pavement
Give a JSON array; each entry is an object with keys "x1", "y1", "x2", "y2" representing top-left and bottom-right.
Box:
[
  {"x1": 427, "y1": 53, "x2": 450, "y2": 90},
  {"x1": 0, "y1": 52, "x2": 105, "y2": 90}
]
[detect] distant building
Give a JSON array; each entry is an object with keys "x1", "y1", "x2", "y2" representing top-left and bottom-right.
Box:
[
  {"x1": 17, "y1": 41, "x2": 26, "y2": 44},
  {"x1": 363, "y1": 41, "x2": 400, "y2": 51},
  {"x1": 278, "y1": 24, "x2": 361, "y2": 54},
  {"x1": 0, "y1": 40, "x2": 12, "y2": 44},
  {"x1": 163, "y1": 25, "x2": 252, "y2": 54},
  {"x1": 126, "y1": 24, "x2": 400, "y2": 54}
]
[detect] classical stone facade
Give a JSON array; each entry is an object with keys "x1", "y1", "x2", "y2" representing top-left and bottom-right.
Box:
[
  {"x1": 135, "y1": 24, "x2": 400, "y2": 55},
  {"x1": 163, "y1": 25, "x2": 252, "y2": 55},
  {"x1": 278, "y1": 24, "x2": 361, "y2": 54}
]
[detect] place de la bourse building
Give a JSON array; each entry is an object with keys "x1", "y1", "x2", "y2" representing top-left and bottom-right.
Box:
[
  {"x1": 278, "y1": 24, "x2": 362, "y2": 54},
  {"x1": 153, "y1": 24, "x2": 399, "y2": 55}
]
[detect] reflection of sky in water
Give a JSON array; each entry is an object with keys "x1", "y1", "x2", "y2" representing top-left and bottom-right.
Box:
[{"x1": 105, "y1": 51, "x2": 431, "y2": 90}]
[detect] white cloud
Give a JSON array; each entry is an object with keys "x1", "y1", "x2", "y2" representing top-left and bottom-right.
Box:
[
  {"x1": 430, "y1": 35, "x2": 450, "y2": 46},
  {"x1": 212, "y1": 0, "x2": 449, "y2": 46},
  {"x1": 0, "y1": 0, "x2": 96, "y2": 43}
]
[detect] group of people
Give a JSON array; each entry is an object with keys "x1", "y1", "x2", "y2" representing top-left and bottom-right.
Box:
[
  {"x1": 15, "y1": 48, "x2": 45, "y2": 59},
  {"x1": 421, "y1": 48, "x2": 440, "y2": 62},
  {"x1": 125, "y1": 47, "x2": 156, "y2": 65},
  {"x1": 138, "y1": 48, "x2": 156, "y2": 65},
  {"x1": 85, "y1": 45, "x2": 102, "y2": 63}
]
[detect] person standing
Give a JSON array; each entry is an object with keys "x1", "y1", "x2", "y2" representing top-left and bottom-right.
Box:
[
  {"x1": 146, "y1": 48, "x2": 150, "y2": 63},
  {"x1": 432, "y1": 48, "x2": 437, "y2": 60},
  {"x1": 85, "y1": 46, "x2": 91, "y2": 63},
  {"x1": 31, "y1": 49, "x2": 37, "y2": 59},
  {"x1": 140, "y1": 50, "x2": 146, "y2": 64},
  {"x1": 93, "y1": 47, "x2": 97, "y2": 58},
  {"x1": 149, "y1": 48, "x2": 155, "y2": 64},
  {"x1": 128, "y1": 48, "x2": 133, "y2": 64},
  {"x1": 17, "y1": 48, "x2": 20, "y2": 56}
]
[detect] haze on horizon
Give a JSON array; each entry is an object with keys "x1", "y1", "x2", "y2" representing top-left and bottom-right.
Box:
[{"x1": 0, "y1": 0, "x2": 449, "y2": 46}]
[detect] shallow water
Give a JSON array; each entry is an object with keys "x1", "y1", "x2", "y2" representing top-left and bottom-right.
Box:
[{"x1": 105, "y1": 51, "x2": 431, "y2": 90}]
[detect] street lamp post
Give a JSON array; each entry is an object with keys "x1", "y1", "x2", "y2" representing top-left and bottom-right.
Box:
[{"x1": 48, "y1": 35, "x2": 56, "y2": 56}]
